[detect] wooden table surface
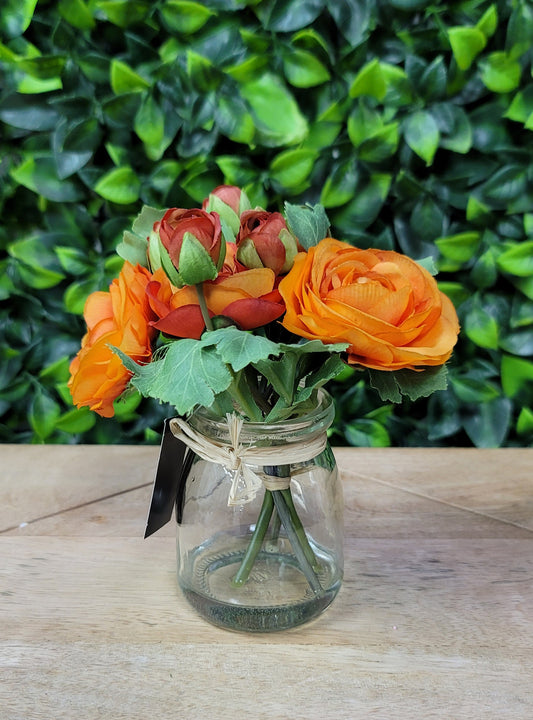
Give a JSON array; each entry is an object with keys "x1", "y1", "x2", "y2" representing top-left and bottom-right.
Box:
[{"x1": 1, "y1": 445, "x2": 532, "y2": 719}]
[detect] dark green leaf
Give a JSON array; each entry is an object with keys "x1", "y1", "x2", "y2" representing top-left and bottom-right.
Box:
[
  {"x1": 29, "y1": 387, "x2": 61, "y2": 440},
  {"x1": 284, "y1": 202, "x2": 331, "y2": 249},
  {"x1": 462, "y1": 398, "x2": 512, "y2": 447},
  {"x1": 254, "y1": 0, "x2": 325, "y2": 32},
  {"x1": 0, "y1": 93, "x2": 59, "y2": 130},
  {"x1": 403, "y1": 111, "x2": 440, "y2": 165}
]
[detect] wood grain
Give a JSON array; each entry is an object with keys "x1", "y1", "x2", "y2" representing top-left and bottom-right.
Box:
[{"x1": 1, "y1": 445, "x2": 532, "y2": 719}]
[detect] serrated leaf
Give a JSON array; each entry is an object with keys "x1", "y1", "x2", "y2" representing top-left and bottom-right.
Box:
[
  {"x1": 203, "y1": 327, "x2": 280, "y2": 372},
  {"x1": 284, "y1": 202, "x2": 331, "y2": 249},
  {"x1": 369, "y1": 365, "x2": 448, "y2": 403},
  {"x1": 113, "y1": 341, "x2": 232, "y2": 415}
]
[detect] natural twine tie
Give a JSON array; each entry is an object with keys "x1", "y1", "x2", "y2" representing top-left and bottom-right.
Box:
[{"x1": 169, "y1": 413, "x2": 328, "y2": 506}]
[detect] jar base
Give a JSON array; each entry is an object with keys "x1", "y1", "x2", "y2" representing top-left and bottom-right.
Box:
[{"x1": 178, "y1": 543, "x2": 342, "y2": 633}]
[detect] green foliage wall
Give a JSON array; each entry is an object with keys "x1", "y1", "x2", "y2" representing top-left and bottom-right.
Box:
[{"x1": 1, "y1": 0, "x2": 532, "y2": 447}]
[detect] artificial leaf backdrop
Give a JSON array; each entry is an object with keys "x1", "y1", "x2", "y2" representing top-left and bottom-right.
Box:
[{"x1": 1, "y1": 0, "x2": 532, "y2": 447}]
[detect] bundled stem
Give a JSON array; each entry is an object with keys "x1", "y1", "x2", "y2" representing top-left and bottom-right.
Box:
[{"x1": 231, "y1": 464, "x2": 323, "y2": 596}]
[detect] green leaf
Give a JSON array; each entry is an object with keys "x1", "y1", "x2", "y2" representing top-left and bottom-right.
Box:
[
  {"x1": 0, "y1": 94, "x2": 59, "y2": 132},
  {"x1": 110, "y1": 59, "x2": 151, "y2": 94},
  {"x1": 369, "y1": 365, "x2": 449, "y2": 403},
  {"x1": 63, "y1": 278, "x2": 102, "y2": 314},
  {"x1": 500, "y1": 330, "x2": 533, "y2": 357},
  {"x1": 159, "y1": 0, "x2": 215, "y2": 34},
  {"x1": 332, "y1": 173, "x2": 391, "y2": 231},
  {"x1": 29, "y1": 387, "x2": 61, "y2": 440},
  {"x1": 17, "y1": 55, "x2": 67, "y2": 80},
  {"x1": 216, "y1": 93, "x2": 256, "y2": 144},
  {"x1": 55, "y1": 246, "x2": 91, "y2": 275},
  {"x1": 451, "y1": 376, "x2": 500, "y2": 403},
  {"x1": 479, "y1": 52, "x2": 522, "y2": 93},
  {"x1": 320, "y1": 159, "x2": 359, "y2": 208},
  {"x1": 501, "y1": 355, "x2": 533, "y2": 397},
  {"x1": 282, "y1": 47, "x2": 330, "y2": 88},
  {"x1": 328, "y1": 0, "x2": 372, "y2": 47},
  {"x1": 239, "y1": 73, "x2": 308, "y2": 147},
  {"x1": 10, "y1": 156, "x2": 84, "y2": 201},
  {"x1": 0, "y1": 0, "x2": 38, "y2": 37},
  {"x1": 186, "y1": 50, "x2": 221, "y2": 92},
  {"x1": 347, "y1": 102, "x2": 399, "y2": 160},
  {"x1": 203, "y1": 327, "x2": 280, "y2": 372},
  {"x1": 349, "y1": 59, "x2": 386, "y2": 100},
  {"x1": 284, "y1": 202, "x2": 331, "y2": 250},
  {"x1": 344, "y1": 419, "x2": 390, "y2": 447},
  {"x1": 254, "y1": 0, "x2": 325, "y2": 32},
  {"x1": 403, "y1": 111, "x2": 440, "y2": 165},
  {"x1": 113, "y1": 341, "x2": 233, "y2": 415},
  {"x1": 462, "y1": 398, "x2": 511, "y2": 448},
  {"x1": 94, "y1": 166, "x2": 141, "y2": 204},
  {"x1": 497, "y1": 241, "x2": 533, "y2": 277},
  {"x1": 95, "y1": 0, "x2": 149, "y2": 27},
  {"x1": 55, "y1": 406, "x2": 96, "y2": 433},
  {"x1": 517, "y1": 407, "x2": 533, "y2": 435},
  {"x1": 58, "y1": 0, "x2": 96, "y2": 30},
  {"x1": 134, "y1": 94, "x2": 166, "y2": 157},
  {"x1": 256, "y1": 340, "x2": 347, "y2": 408},
  {"x1": 435, "y1": 232, "x2": 481, "y2": 263},
  {"x1": 464, "y1": 301, "x2": 499, "y2": 350},
  {"x1": 506, "y1": 0, "x2": 533, "y2": 59},
  {"x1": 448, "y1": 27, "x2": 486, "y2": 71},
  {"x1": 505, "y1": 86, "x2": 533, "y2": 124},
  {"x1": 481, "y1": 165, "x2": 528, "y2": 207},
  {"x1": 476, "y1": 5, "x2": 498, "y2": 39},
  {"x1": 269, "y1": 149, "x2": 317, "y2": 191}
]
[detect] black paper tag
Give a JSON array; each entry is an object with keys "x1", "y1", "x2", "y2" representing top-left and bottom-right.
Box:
[{"x1": 144, "y1": 418, "x2": 193, "y2": 538}]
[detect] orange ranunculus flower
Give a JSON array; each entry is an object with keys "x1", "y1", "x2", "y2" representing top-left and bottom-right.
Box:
[
  {"x1": 279, "y1": 238, "x2": 460, "y2": 371},
  {"x1": 68, "y1": 262, "x2": 156, "y2": 417},
  {"x1": 146, "y1": 266, "x2": 284, "y2": 339}
]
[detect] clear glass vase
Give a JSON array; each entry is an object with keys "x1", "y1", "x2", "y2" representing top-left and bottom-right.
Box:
[{"x1": 176, "y1": 390, "x2": 343, "y2": 633}]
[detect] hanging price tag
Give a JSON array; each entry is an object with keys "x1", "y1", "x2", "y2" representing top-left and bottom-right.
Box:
[{"x1": 144, "y1": 419, "x2": 193, "y2": 538}]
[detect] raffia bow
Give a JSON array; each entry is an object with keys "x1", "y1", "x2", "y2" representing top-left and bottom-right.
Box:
[{"x1": 169, "y1": 414, "x2": 328, "y2": 506}]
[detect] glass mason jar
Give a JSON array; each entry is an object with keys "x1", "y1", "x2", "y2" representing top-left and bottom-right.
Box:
[{"x1": 175, "y1": 390, "x2": 343, "y2": 633}]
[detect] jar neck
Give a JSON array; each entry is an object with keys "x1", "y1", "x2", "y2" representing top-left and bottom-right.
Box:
[{"x1": 188, "y1": 389, "x2": 335, "y2": 447}]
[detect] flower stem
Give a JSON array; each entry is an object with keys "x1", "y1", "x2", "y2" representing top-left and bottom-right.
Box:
[
  {"x1": 281, "y1": 488, "x2": 321, "y2": 573},
  {"x1": 195, "y1": 283, "x2": 214, "y2": 332},
  {"x1": 232, "y1": 490, "x2": 274, "y2": 587},
  {"x1": 271, "y1": 490, "x2": 324, "y2": 597},
  {"x1": 228, "y1": 369, "x2": 263, "y2": 421}
]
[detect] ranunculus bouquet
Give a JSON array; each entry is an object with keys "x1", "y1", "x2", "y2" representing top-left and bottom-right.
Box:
[{"x1": 69, "y1": 185, "x2": 459, "y2": 624}]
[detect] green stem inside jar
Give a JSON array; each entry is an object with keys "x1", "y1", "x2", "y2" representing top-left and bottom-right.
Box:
[{"x1": 231, "y1": 464, "x2": 323, "y2": 596}]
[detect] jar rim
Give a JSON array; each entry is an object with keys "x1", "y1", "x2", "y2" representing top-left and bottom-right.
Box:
[{"x1": 189, "y1": 388, "x2": 335, "y2": 444}]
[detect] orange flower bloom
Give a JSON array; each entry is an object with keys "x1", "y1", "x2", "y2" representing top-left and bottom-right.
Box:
[
  {"x1": 279, "y1": 238, "x2": 460, "y2": 371},
  {"x1": 146, "y1": 266, "x2": 284, "y2": 339},
  {"x1": 68, "y1": 262, "x2": 156, "y2": 417}
]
